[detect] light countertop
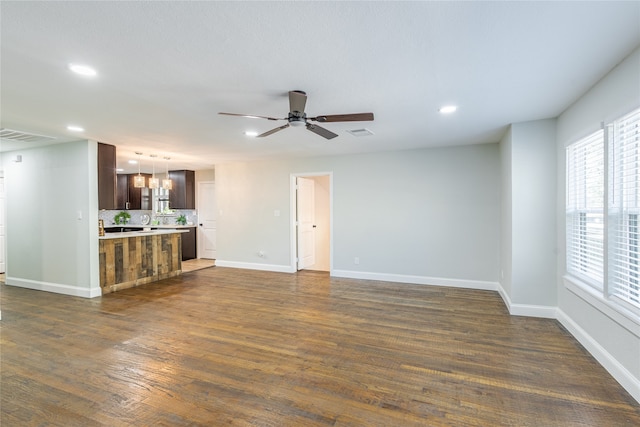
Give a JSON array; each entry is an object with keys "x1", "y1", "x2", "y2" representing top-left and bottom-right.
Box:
[
  {"x1": 99, "y1": 229, "x2": 190, "y2": 240},
  {"x1": 104, "y1": 224, "x2": 196, "y2": 229},
  {"x1": 150, "y1": 224, "x2": 196, "y2": 229}
]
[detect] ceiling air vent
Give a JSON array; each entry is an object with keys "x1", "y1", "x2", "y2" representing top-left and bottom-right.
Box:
[
  {"x1": 0, "y1": 128, "x2": 57, "y2": 143},
  {"x1": 346, "y1": 128, "x2": 374, "y2": 137}
]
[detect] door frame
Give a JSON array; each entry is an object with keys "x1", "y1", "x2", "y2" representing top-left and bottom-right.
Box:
[{"x1": 290, "y1": 172, "x2": 333, "y2": 273}]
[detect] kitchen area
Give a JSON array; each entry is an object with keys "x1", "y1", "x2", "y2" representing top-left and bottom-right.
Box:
[
  {"x1": 97, "y1": 143, "x2": 212, "y2": 294},
  {"x1": 1, "y1": 140, "x2": 216, "y2": 299}
]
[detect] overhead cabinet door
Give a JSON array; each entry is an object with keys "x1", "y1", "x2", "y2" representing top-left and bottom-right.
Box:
[{"x1": 169, "y1": 170, "x2": 195, "y2": 209}]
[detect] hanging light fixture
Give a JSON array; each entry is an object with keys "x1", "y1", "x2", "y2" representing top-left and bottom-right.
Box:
[
  {"x1": 149, "y1": 154, "x2": 159, "y2": 189},
  {"x1": 133, "y1": 152, "x2": 146, "y2": 188},
  {"x1": 162, "y1": 157, "x2": 173, "y2": 190}
]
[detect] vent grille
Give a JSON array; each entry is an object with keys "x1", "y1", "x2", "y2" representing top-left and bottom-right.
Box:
[
  {"x1": 0, "y1": 128, "x2": 57, "y2": 143},
  {"x1": 346, "y1": 128, "x2": 374, "y2": 137}
]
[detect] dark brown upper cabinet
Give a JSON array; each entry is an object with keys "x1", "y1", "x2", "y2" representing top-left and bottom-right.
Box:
[
  {"x1": 116, "y1": 173, "x2": 152, "y2": 210},
  {"x1": 116, "y1": 174, "x2": 128, "y2": 209},
  {"x1": 97, "y1": 143, "x2": 117, "y2": 210},
  {"x1": 168, "y1": 170, "x2": 195, "y2": 209}
]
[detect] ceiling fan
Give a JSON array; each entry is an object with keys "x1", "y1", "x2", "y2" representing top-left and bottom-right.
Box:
[{"x1": 219, "y1": 90, "x2": 374, "y2": 140}]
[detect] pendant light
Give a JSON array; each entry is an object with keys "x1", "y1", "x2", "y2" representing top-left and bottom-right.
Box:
[
  {"x1": 149, "y1": 154, "x2": 159, "y2": 189},
  {"x1": 133, "y1": 152, "x2": 146, "y2": 188},
  {"x1": 162, "y1": 157, "x2": 173, "y2": 190}
]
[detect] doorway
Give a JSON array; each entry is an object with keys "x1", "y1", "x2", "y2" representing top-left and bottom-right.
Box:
[
  {"x1": 291, "y1": 173, "x2": 331, "y2": 272},
  {"x1": 197, "y1": 181, "x2": 217, "y2": 259}
]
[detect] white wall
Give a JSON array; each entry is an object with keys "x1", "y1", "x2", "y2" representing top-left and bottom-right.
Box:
[
  {"x1": 216, "y1": 161, "x2": 292, "y2": 268},
  {"x1": 195, "y1": 169, "x2": 215, "y2": 184},
  {"x1": 511, "y1": 120, "x2": 557, "y2": 307},
  {"x1": 216, "y1": 144, "x2": 501, "y2": 288},
  {"x1": 500, "y1": 128, "x2": 513, "y2": 297},
  {"x1": 0, "y1": 171, "x2": 5, "y2": 274},
  {"x1": 1, "y1": 140, "x2": 100, "y2": 297},
  {"x1": 504, "y1": 119, "x2": 558, "y2": 312},
  {"x1": 556, "y1": 46, "x2": 640, "y2": 401}
]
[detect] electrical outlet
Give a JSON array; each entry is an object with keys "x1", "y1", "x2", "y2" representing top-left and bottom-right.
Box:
[
  {"x1": 258, "y1": 250, "x2": 265, "y2": 258},
  {"x1": 354, "y1": 257, "x2": 360, "y2": 265}
]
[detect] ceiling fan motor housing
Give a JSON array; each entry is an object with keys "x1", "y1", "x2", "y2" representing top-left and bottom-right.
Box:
[{"x1": 288, "y1": 112, "x2": 307, "y2": 126}]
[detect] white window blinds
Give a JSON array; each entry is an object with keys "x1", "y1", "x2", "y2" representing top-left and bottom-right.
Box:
[
  {"x1": 609, "y1": 108, "x2": 640, "y2": 309},
  {"x1": 566, "y1": 130, "x2": 605, "y2": 287}
]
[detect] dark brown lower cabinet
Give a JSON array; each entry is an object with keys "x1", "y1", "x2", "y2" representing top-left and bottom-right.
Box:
[{"x1": 181, "y1": 227, "x2": 197, "y2": 261}]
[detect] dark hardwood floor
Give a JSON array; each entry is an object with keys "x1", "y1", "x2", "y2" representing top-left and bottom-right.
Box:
[{"x1": 1, "y1": 267, "x2": 638, "y2": 426}]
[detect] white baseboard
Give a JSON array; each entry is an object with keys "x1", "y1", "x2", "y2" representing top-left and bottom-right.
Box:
[
  {"x1": 496, "y1": 284, "x2": 557, "y2": 318},
  {"x1": 214, "y1": 260, "x2": 296, "y2": 273},
  {"x1": 331, "y1": 269, "x2": 499, "y2": 291},
  {"x1": 556, "y1": 308, "x2": 640, "y2": 403},
  {"x1": 4, "y1": 277, "x2": 101, "y2": 299}
]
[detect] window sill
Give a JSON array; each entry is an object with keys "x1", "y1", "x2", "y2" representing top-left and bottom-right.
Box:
[{"x1": 563, "y1": 275, "x2": 640, "y2": 337}]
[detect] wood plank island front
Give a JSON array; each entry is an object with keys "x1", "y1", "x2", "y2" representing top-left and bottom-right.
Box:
[{"x1": 99, "y1": 229, "x2": 188, "y2": 294}]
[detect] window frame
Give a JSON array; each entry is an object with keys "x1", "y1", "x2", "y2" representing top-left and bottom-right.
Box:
[{"x1": 565, "y1": 107, "x2": 640, "y2": 331}]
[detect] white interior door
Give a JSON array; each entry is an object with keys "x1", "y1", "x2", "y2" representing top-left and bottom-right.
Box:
[
  {"x1": 0, "y1": 175, "x2": 5, "y2": 273},
  {"x1": 197, "y1": 181, "x2": 217, "y2": 259},
  {"x1": 297, "y1": 177, "x2": 315, "y2": 270}
]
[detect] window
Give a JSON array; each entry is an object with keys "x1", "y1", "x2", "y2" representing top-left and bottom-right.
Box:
[
  {"x1": 566, "y1": 129, "x2": 604, "y2": 288},
  {"x1": 566, "y1": 107, "x2": 640, "y2": 314},
  {"x1": 609, "y1": 108, "x2": 640, "y2": 309}
]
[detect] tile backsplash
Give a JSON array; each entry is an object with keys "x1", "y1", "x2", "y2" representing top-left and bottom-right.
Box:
[{"x1": 99, "y1": 209, "x2": 198, "y2": 226}]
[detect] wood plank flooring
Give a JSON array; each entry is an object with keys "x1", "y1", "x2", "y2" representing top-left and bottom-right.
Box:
[
  {"x1": 181, "y1": 258, "x2": 216, "y2": 273},
  {"x1": 1, "y1": 267, "x2": 638, "y2": 426}
]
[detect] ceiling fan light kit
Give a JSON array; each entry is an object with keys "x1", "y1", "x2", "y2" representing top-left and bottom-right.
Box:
[
  {"x1": 289, "y1": 117, "x2": 306, "y2": 127},
  {"x1": 219, "y1": 90, "x2": 374, "y2": 140}
]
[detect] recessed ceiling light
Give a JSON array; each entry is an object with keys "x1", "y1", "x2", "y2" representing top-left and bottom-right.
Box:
[
  {"x1": 116, "y1": 168, "x2": 124, "y2": 172},
  {"x1": 439, "y1": 105, "x2": 457, "y2": 114},
  {"x1": 245, "y1": 131, "x2": 258, "y2": 137},
  {"x1": 128, "y1": 160, "x2": 138, "y2": 165},
  {"x1": 67, "y1": 125, "x2": 84, "y2": 132},
  {"x1": 68, "y1": 63, "x2": 97, "y2": 77}
]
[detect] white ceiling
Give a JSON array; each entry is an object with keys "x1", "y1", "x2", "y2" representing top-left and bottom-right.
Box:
[{"x1": 1, "y1": 1, "x2": 639, "y2": 174}]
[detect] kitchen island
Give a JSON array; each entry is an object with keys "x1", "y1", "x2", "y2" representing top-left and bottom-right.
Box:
[{"x1": 99, "y1": 229, "x2": 189, "y2": 294}]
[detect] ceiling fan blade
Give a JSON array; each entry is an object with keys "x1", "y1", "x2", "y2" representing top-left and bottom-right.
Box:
[
  {"x1": 289, "y1": 90, "x2": 307, "y2": 114},
  {"x1": 218, "y1": 112, "x2": 282, "y2": 121},
  {"x1": 309, "y1": 112, "x2": 374, "y2": 123},
  {"x1": 306, "y1": 123, "x2": 338, "y2": 140},
  {"x1": 257, "y1": 123, "x2": 290, "y2": 137}
]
